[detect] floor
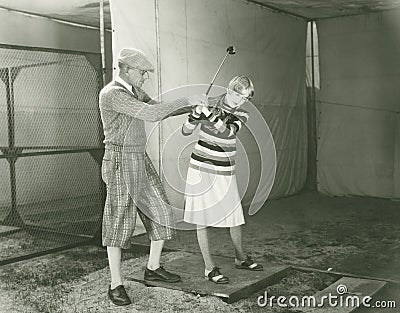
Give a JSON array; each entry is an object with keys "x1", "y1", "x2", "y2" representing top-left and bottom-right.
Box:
[
  {"x1": 134, "y1": 191, "x2": 400, "y2": 282},
  {"x1": 1, "y1": 190, "x2": 399, "y2": 312},
  {"x1": 134, "y1": 190, "x2": 400, "y2": 310}
]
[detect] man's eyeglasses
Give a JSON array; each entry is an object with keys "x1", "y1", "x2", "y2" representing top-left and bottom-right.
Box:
[
  {"x1": 127, "y1": 66, "x2": 149, "y2": 79},
  {"x1": 137, "y1": 69, "x2": 149, "y2": 78}
]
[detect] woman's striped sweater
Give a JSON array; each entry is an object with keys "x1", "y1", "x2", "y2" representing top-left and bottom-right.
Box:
[{"x1": 182, "y1": 94, "x2": 249, "y2": 176}]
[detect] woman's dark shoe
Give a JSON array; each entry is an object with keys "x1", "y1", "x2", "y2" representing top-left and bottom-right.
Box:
[
  {"x1": 235, "y1": 256, "x2": 264, "y2": 271},
  {"x1": 205, "y1": 267, "x2": 229, "y2": 284},
  {"x1": 144, "y1": 266, "x2": 181, "y2": 283},
  {"x1": 108, "y1": 285, "x2": 132, "y2": 306}
]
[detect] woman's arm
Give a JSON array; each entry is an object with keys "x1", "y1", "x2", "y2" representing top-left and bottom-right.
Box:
[{"x1": 182, "y1": 114, "x2": 201, "y2": 136}]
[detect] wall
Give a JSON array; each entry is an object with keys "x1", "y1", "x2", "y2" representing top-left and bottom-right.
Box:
[
  {"x1": 110, "y1": 0, "x2": 308, "y2": 211},
  {"x1": 317, "y1": 9, "x2": 400, "y2": 199}
]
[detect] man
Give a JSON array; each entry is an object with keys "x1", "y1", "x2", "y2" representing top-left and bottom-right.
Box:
[{"x1": 99, "y1": 48, "x2": 205, "y2": 306}]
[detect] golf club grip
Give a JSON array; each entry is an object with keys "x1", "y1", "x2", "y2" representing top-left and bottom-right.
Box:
[{"x1": 205, "y1": 83, "x2": 213, "y2": 96}]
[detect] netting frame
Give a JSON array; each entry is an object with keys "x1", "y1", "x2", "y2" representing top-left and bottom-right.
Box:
[{"x1": 0, "y1": 43, "x2": 105, "y2": 265}]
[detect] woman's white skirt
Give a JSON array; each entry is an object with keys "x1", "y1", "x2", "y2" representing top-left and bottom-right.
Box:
[{"x1": 183, "y1": 166, "x2": 245, "y2": 227}]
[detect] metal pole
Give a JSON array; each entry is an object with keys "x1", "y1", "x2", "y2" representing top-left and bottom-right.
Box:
[
  {"x1": 99, "y1": 0, "x2": 106, "y2": 86},
  {"x1": 311, "y1": 21, "x2": 316, "y2": 107},
  {"x1": 155, "y1": 0, "x2": 163, "y2": 175},
  {"x1": 92, "y1": 0, "x2": 107, "y2": 245},
  {"x1": 0, "y1": 68, "x2": 24, "y2": 227},
  {"x1": 310, "y1": 21, "x2": 317, "y2": 190}
]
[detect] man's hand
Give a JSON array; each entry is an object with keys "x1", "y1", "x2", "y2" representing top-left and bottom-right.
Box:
[
  {"x1": 206, "y1": 108, "x2": 221, "y2": 123},
  {"x1": 189, "y1": 105, "x2": 212, "y2": 120},
  {"x1": 194, "y1": 105, "x2": 203, "y2": 115},
  {"x1": 190, "y1": 105, "x2": 203, "y2": 120},
  {"x1": 188, "y1": 94, "x2": 210, "y2": 120},
  {"x1": 201, "y1": 105, "x2": 212, "y2": 117}
]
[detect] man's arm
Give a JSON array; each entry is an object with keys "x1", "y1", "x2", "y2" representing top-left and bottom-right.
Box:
[
  {"x1": 147, "y1": 98, "x2": 192, "y2": 117},
  {"x1": 106, "y1": 86, "x2": 193, "y2": 122},
  {"x1": 166, "y1": 106, "x2": 193, "y2": 118},
  {"x1": 147, "y1": 94, "x2": 201, "y2": 119}
]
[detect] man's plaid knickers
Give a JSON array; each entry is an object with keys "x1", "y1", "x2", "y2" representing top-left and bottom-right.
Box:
[{"x1": 101, "y1": 146, "x2": 176, "y2": 249}]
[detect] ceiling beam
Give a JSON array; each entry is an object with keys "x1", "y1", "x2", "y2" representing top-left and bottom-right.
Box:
[
  {"x1": 312, "y1": 6, "x2": 400, "y2": 20},
  {"x1": 0, "y1": 6, "x2": 112, "y2": 31},
  {"x1": 244, "y1": 0, "x2": 311, "y2": 20}
]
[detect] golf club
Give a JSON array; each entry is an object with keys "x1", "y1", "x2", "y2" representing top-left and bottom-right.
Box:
[{"x1": 205, "y1": 45, "x2": 236, "y2": 96}]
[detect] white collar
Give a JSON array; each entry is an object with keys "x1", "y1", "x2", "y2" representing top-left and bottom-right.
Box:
[{"x1": 115, "y1": 76, "x2": 135, "y2": 95}]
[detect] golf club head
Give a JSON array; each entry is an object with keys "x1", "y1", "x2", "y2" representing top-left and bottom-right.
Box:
[{"x1": 227, "y1": 46, "x2": 236, "y2": 55}]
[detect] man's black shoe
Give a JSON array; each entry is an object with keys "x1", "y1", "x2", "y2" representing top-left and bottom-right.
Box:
[
  {"x1": 144, "y1": 266, "x2": 181, "y2": 283},
  {"x1": 108, "y1": 285, "x2": 132, "y2": 306}
]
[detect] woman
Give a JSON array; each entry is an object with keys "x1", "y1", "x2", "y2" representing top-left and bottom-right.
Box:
[{"x1": 182, "y1": 75, "x2": 263, "y2": 284}]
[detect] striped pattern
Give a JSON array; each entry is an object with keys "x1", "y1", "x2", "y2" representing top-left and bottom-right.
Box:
[{"x1": 182, "y1": 94, "x2": 249, "y2": 176}]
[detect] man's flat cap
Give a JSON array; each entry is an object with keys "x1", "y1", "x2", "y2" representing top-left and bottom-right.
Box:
[{"x1": 118, "y1": 48, "x2": 154, "y2": 72}]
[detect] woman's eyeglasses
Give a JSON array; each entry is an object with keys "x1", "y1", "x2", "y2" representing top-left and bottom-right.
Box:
[{"x1": 233, "y1": 91, "x2": 252, "y2": 101}]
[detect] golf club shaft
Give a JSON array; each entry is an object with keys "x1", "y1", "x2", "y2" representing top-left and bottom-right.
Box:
[{"x1": 205, "y1": 51, "x2": 230, "y2": 96}]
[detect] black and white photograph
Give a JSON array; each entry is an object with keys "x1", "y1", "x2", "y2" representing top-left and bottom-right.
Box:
[{"x1": 0, "y1": 0, "x2": 399, "y2": 312}]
